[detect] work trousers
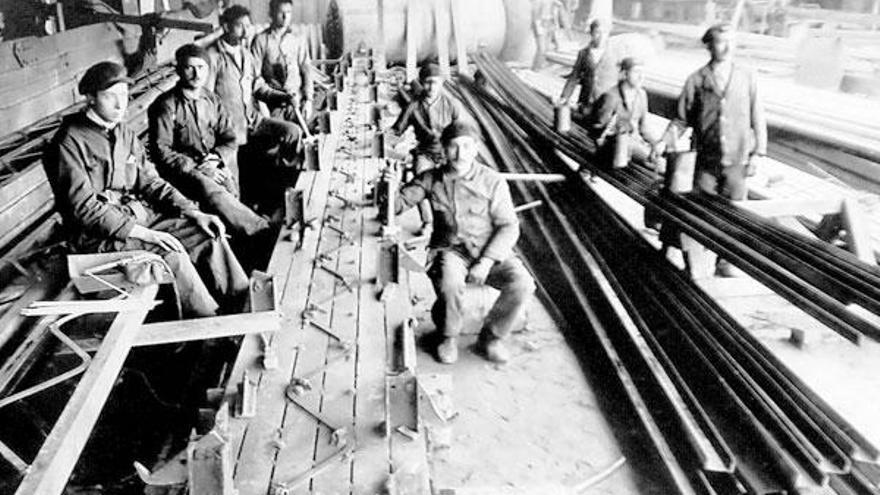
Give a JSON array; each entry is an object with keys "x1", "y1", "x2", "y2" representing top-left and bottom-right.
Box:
[
  {"x1": 80, "y1": 216, "x2": 249, "y2": 317},
  {"x1": 694, "y1": 160, "x2": 748, "y2": 200},
  {"x1": 169, "y1": 169, "x2": 269, "y2": 238},
  {"x1": 428, "y1": 250, "x2": 535, "y2": 339}
]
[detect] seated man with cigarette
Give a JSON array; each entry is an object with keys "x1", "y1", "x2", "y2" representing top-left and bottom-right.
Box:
[
  {"x1": 44, "y1": 61, "x2": 248, "y2": 317},
  {"x1": 392, "y1": 122, "x2": 535, "y2": 365}
]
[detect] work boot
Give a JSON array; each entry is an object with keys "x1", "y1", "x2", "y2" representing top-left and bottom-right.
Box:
[
  {"x1": 478, "y1": 331, "x2": 510, "y2": 364},
  {"x1": 436, "y1": 337, "x2": 458, "y2": 364}
]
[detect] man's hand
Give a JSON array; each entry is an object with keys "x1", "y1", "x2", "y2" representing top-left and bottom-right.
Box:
[
  {"x1": 746, "y1": 153, "x2": 765, "y2": 177},
  {"x1": 186, "y1": 210, "x2": 226, "y2": 239},
  {"x1": 466, "y1": 257, "x2": 494, "y2": 285},
  {"x1": 129, "y1": 225, "x2": 186, "y2": 253},
  {"x1": 648, "y1": 141, "x2": 666, "y2": 165},
  {"x1": 196, "y1": 157, "x2": 230, "y2": 186}
]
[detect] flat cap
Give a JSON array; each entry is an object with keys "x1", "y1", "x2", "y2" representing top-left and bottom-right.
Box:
[
  {"x1": 440, "y1": 121, "x2": 480, "y2": 144},
  {"x1": 419, "y1": 63, "x2": 442, "y2": 81},
  {"x1": 78, "y1": 61, "x2": 133, "y2": 95},
  {"x1": 619, "y1": 56, "x2": 644, "y2": 71},
  {"x1": 175, "y1": 43, "x2": 210, "y2": 66},
  {"x1": 701, "y1": 23, "x2": 732, "y2": 44}
]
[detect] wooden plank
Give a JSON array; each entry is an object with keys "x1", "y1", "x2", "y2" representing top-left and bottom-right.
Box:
[
  {"x1": 450, "y1": 0, "x2": 470, "y2": 75},
  {"x1": 230, "y1": 159, "x2": 333, "y2": 494},
  {"x1": 0, "y1": 164, "x2": 48, "y2": 211},
  {"x1": 14, "y1": 284, "x2": 158, "y2": 495},
  {"x1": 0, "y1": 23, "x2": 121, "y2": 73},
  {"x1": 842, "y1": 198, "x2": 875, "y2": 265},
  {"x1": 0, "y1": 81, "x2": 80, "y2": 138},
  {"x1": 0, "y1": 181, "x2": 54, "y2": 252},
  {"x1": 433, "y1": 0, "x2": 451, "y2": 77},
  {"x1": 134, "y1": 310, "x2": 283, "y2": 347},
  {"x1": 405, "y1": 0, "x2": 418, "y2": 82},
  {"x1": 734, "y1": 197, "x2": 843, "y2": 218}
]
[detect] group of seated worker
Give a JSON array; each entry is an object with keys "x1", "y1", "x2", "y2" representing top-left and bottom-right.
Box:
[{"x1": 42, "y1": 0, "x2": 317, "y2": 317}]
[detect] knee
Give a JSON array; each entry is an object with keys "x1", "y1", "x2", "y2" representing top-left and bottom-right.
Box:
[{"x1": 506, "y1": 269, "x2": 536, "y2": 299}]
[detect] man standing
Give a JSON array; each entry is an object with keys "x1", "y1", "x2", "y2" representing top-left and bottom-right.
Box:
[
  {"x1": 251, "y1": 0, "x2": 314, "y2": 123},
  {"x1": 390, "y1": 63, "x2": 467, "y2": 234},
  {"x1": 559, "y1": 18, "x2": 617, "y2": 116},
  {"x1": 206, "y1": 5, "x2": 302, "y2": 211},
  {"x1": 148, "y1": 43, "x2": 271, "y2": 240},
  {"x1": 43, "y1": 61, "x2": 248, "y2": 317},
  {"x1": 394, "y1": 122, "x2": 535, "y2": 365},
  {"x1": 532, "y1": 0, "x2": 563, "y2": 70},
  {"x1": 589, "y1": 57, "x2": 662, "y2": 166},
  {"x1": 675, "y1": 23, "x2": 767, "y2": 276},
  {"x1": 677, "y1": 23, "x2": 767, "y2": 201}
]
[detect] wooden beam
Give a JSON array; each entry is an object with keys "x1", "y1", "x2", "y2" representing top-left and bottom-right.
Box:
[
  {"x1": 133, "y1": 310, "x2": 282, "y2": 347},
  {"x1": 405, "y1": 0, "x2": 417, "y2": 82},
  {"x1": 841, "y1": 198, "x2": 875, "y2": 264},
  {"x1": 89, "y1": 12, "x2": 214, "y2": 33},
  {"x1": 450, "y1": 0, "x2": 470, "y2": 75},
  {"x1": 500, "y1": 172, "x2": 567, "y2": 182},
  {"x1": 433, "y1": 0, "x2": 451, "y2": 77},
  {"x1": 14, "y1": 284, "x2": 158, "y2": 495},
  {"x1": 733, "y1": 197, "x2": 843, "y2": 218}
]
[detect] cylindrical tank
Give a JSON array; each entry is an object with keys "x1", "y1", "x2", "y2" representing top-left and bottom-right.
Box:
[{"x1": 324, "y1": 0, "x2": 532, "y2": 65}]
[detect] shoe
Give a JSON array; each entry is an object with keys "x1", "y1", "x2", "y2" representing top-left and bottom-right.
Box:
[
  {"x1": 436, "y1": 337, "x2": 458, "y2": 364},
  {"x1": 479, "y1": 335, "x2": 510, "y2": 364}
]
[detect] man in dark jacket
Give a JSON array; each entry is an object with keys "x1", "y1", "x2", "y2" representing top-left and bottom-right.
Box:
[
  {"x1": 148, "y1": 43, "x2": 270, "y2": 239},
  {"x1": 44, "y1": 61, "x2": 248, "y2": 316},
  {"x1": 559, "y1": 18, "x2": 617, "y2": 116},
  {"x1": 395, "y1": 123, "x2": 535, "y2": 365}
]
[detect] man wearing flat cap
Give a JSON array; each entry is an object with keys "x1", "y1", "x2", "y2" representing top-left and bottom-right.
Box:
[
  {"x1": 559, "y1": 18, "x2": 617, "y2": 117},
  {"x1": 393, "y1": 122, "x2": 535, "y2": 365},
  {"x1": 390, "y1": 62, "x2": 468, "y2": 235},
  {"x1": 148, "y1": 44, "x2": 273, "y2": 252},
  {"x1": 44, "y1": 61, "x2": 249, "y2": 317},
  {"x1": 589, "y1": 57, "x2": 663, "y2": 166}
]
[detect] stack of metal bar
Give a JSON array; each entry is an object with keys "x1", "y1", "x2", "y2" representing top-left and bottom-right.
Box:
[{"x1": 448, "y1": 54, "x2": 880, "y2": 494}]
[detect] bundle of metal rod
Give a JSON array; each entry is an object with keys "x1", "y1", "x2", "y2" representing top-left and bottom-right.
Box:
[
  {"x1": 469, "y1": 52, "x2": 880, "y2": 346},
  {"x1": 452, "y1": 78, "x2": 880, "y2": 494}
]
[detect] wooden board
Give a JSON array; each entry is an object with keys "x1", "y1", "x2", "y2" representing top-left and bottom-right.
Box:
[
  {"x1": 134, "y1": 310, "x2": 283, "y2": 347},
  {"x1": 0, "y1": 23, "x2": 121, "y2": 73},
  {"x1": 405, "y1": 0, "x2": 418, "y2": 82},
  {"x1": 433, "y1": 0, "x2": 452, "y2": 77},
  {"x1": 450, "y1": 0, "x2": 470, "y2": 75},
  {"x1": 14, "y1": 284, "x2": 159, "y2": 495},
  {"x1": 0, "y1": 180, "x2": 54, "y2": 252}
]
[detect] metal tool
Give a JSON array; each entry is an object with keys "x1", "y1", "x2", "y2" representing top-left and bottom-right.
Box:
[
  {"x1": 316, "y1": 239, "x2": 356, "y2": 263},
  {"x1": 318, "y1": 263, "x2": 354, "y2": 292},
  {"x1": 288, "y1": 349, "x2": 354, "y2": 396},
  {"x1": 283, "y1": 390, "x2": 349, "y2": 446},
  {"x1": 270, "y1": 444, "x2": 354, "y2": 494},
  {"x1": 325, "y1": 223, "x2": 353, "y2": 241},
  {"x1": 305, "y1": 318, "x2": 351, "y2": 349}
]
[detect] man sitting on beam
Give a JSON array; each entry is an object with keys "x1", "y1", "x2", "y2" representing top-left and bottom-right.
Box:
[
  {"x1": 44, "y1": 61, "x2": 249, "y2": 317},
  {"x1": 393, "y1": 122, "x2": 536, "y2": 364}
]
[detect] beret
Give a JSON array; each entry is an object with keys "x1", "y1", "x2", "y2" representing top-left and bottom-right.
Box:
[
  {"x1": 419, "y1": 63, "x2": 442, "y2": 81},
  {"x1": 79, "y1": 61, "x2": 132, "y2": 95},
  {"x1": 175, "y1": 43, "x2": 210, "y2": 66},
  {"x1": 440, "y1": 121, "x2": 480, "y2": 144},
  {"x1": 702, "y1": 23, "x2": 732, "y2": 44}
]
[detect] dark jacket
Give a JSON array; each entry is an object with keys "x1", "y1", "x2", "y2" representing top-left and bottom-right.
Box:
[
  {"x1": 391, "y1": 92, "x2": 465, "y2": 160},
  {"x1": 396, "y1": 162, "x2": 519, "y2": 263},
  {"x1": 147, "y1": 85, "x2": 238, "y2": 176},
  {"x1": 677, "y1": 63, "x2": 767, "y2": 168},
  {"x1": 562, "y1": 45, "x2": 618, "y2": 108},
  {"x1": 206, "y1": 39, "x2": 289, "y2": 144},
  {"x1": 43, "y1": 112, "x2": 198, "y2": 246},
  {"x1": 590, "y1": 82, "x2": 652, "y2": 141}
]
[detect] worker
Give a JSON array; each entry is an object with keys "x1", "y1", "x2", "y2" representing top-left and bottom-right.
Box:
[
  {"x1": 394, "y1": 122, "x2": 536, "y2": 365},
  {"x1": 251, "y1": 0, "x2": 315, "y2": 124},
  {"x1": 559, "y1": 18, "x2": 617, "y2": 117},
  {"x1": 675, "y1": 23, "x2": 767, "y2": 276},
  {"x1": 43, "y1": 61, "x2": 248, "y2": 317},
  {"x1": 148, "y1": 44, "x2": 273, "y2": 244},
  {"x1": 390, "y1": 63, "x2": 468, "y2": 235},
  {"x1": 532, "y1": 0, "x2": 564, "y2": 70},
  {"x1": 677, "y1": 23, "x2": 767, "y2": 200},
  {"x1": 589, "y1": 57, "x2": 663, "y2": 167},
  {"x1": 206, "y1": 5, "x2": 302, "y2": 211}
]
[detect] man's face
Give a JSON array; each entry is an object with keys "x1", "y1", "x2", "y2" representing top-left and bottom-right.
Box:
[
  {"x1": 273, "y1": 3, "x2": 294, "y2": 29},
  {"x1": 623, "y1": 65, "x2": 643, "y2": 87},
  {"x1": 178, "y1": 56, "x2": 210, "y2": 90},
  {"x1": 590, "y1": 23, "x2": 607, "y2": 47},
  {"x1": 444, "y1": 135, "x2": 478, "y2": 173},
  {"x1": 423, "y1": 76, "x2": 444, "y2": 102},
  {"x1": 708, "y1": 31, "x2": 734, "y2": 62},
  {"x1": 224, "y1": 15, "x2": 251, "y2": 45},
  {"x1": 90, "y1": 82, "x2": 129, "y2": 125}
]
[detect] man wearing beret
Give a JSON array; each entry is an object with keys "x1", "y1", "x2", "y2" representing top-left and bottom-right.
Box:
[
  {"x1": 390, "y1": 63, "x2": 467, "y2": 235},
  {"x1": 148, "y1": 44, "x2": 272, "y2": 245},
  {"x1": 559, "y1": 18, "x2": 617, "y2": 117},
  {"x1": 394, "y1": 122, "x2": 535, "y2": 365},
  {"x1": 589, "y1": 57, "x2": 662, "y2": 166},
  {"x1": 207, "y1": 5, "x2": 302, "y2": 213},
  {"x1": 44, "y1": 61, "x2": 249, "y2": 317},
  {"x1": 675, "y1": 23, "x2": 767, "y2": 276},
  {"x1": 677, "y1": 23, "x2": 767, "y2": 200}
]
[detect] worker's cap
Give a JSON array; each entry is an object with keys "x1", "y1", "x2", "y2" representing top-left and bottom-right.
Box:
[
  {"x1": 175, "y1": 43, "x2": 210, "y2": 66},
  {"x1": 619, "y1": 57, "x2": 644, "y2": 71},
  {"x1": 440, "y1": 121, "x2": 480, "y2": 144},
  {"x1": 419, "y1": 63, "x2": 443, "y2": 81},
  {"x1": 701, "y1": 23, "x2": 733, "y2": 44},
  {"x1": 589, "y1": 18, "x2": 609, "y2": 31},
  {"x1": 78, "y1": 61, "x2": 133, "y2": 95}
]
